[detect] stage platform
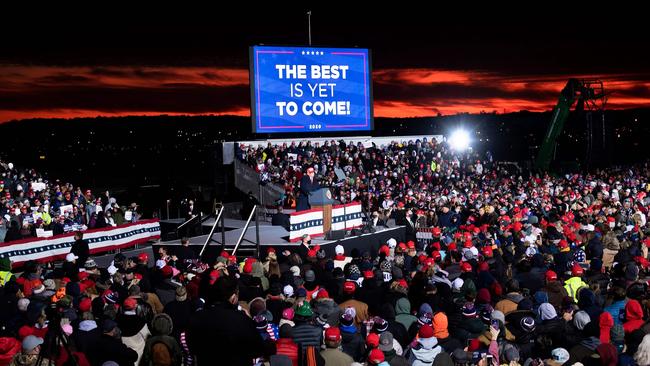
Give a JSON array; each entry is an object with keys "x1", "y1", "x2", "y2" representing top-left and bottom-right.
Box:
[{"x1": 154, "y1": 224, "x2": 406, "y2": 262}]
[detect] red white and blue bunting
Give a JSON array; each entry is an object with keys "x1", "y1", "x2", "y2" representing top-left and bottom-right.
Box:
[
  {"x1": 289, "y1": 202, "x2": 362, "y2": 242},
  {"x1": 0, "y1": 219, "x2": 161, "y2": 266}
]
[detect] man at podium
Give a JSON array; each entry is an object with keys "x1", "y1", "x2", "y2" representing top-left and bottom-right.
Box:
[{"x1": 297, "y1": 167, "x2": 320, "y2": 211}]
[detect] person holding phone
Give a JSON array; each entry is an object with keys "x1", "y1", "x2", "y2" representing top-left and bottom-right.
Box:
[{"x1": 479, "y1": 324, "x2": 500, "y2": 366}]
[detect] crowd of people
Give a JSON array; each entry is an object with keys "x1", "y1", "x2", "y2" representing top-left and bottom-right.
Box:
[
  {"x1": 0, "y1": 159, "x2": 141, "y2": 243},
  {"x1": 0, "y1": 137, "x2": 648, "y2": 365}
]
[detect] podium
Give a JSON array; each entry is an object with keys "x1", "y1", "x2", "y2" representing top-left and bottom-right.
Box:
[{"x1": 309, "y1": 188, "x2": 336, "y2": 233}]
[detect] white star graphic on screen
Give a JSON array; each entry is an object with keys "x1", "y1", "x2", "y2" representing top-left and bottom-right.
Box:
[
  {"x1": 320, "y1": 51, "x2": 324, "y2": 55},
  {"x1": 301, "y1": 51, "x2": 305, "y2": 55}
]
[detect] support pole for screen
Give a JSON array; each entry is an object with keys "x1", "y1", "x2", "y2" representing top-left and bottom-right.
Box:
[{"x1": 307, "y1": 11, "x2": 312, "y2": 46}]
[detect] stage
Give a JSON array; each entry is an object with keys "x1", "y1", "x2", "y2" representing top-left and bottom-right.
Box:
[{"x1": 153, "y1": 223, "x2": 406, "y2": 262}]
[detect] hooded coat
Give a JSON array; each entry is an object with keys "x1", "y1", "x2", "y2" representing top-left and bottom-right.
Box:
[
  {"x1": 407, "y1": 337, "x2": 443, "y2": 366},
  {"x1": 577, "y1": 289, "x2": 602, "y2": 321},
  {"x1": 251, "y1": 262, "x2": 269, "y2": 292},
  {"x1": 623, "y1": 299, "x2": 644, "y2": 334},
  {"x1": 0, "y1": 337, "x2": 20, "y2": 366},
  {"x1": 141, "y1": 314, "x2": 183, "y2": 366},
  {"x1": 395, "y1": 298, "x2": 418, "y2": 332},
  {"x1": 543, "y1": 281, "x2": 568, "y2": 312}
]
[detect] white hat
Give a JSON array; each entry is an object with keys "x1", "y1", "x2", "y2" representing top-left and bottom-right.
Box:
[
  {"x1": 387, "y1": 238, "x2": 397, "y2": 248},
  {"x1": 65, "y1": 253, "x2": 78, "y2": 262},
  {"x1": 469, "y1": 247, "x2": 479, "y2": 257},
  {"x1": 32, "y1": 283, "x2": 45, "y2": 295},
  {"x1": 452, "y1": 278, "x2": 464, "y2": 292},
  {"x1": 283, "y1": 285, "x2": 294, "y2": 297},
  {"x1": 586, "y1": 224, "x2": 595, "y2": 232},
  {"x1": 155, "y1": 259, "x2": 166, "y2": 269},
  {"x1": 17, "y1": 298, "x2": 30, "y2": 312},
  {"x1": 289, "y1": 266, "x2": 301, "y2": 277},
  {"x1": 551, "y1": 348, "x2": 570, "y2": 365},
  {"x1": 335, "y1": 245, "x2": 345, "y2": 255}
]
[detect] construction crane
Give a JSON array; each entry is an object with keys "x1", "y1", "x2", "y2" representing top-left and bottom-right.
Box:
[{"x1": 534, "y1": 78, "x2": 607, "y2": 171}]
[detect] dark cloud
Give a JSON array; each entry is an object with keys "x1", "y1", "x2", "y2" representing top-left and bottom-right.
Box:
[
  {"x1": 0, "y1": 84, "x2": 250, "y2": 114},
  {"x1": 374, "y1": 82, "x2": 559, "y2": 104}
]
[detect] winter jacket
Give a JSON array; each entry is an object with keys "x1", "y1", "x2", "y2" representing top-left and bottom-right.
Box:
[
  {"x1": 163, "y1": 299, "x2": 193, "y2": 339},
  {"x1": 453, "y1": 317, "x2": 486, "y2": 344},
  {"x1": 319, "y1": 348, "x2": 353, "y2": 366},
  {"x1": 604, "y1": 299, "x2": 627, "y2": 326},
  {"x1": 623, "y1": 299, "x2": 644, "y2": 334},
  {"x1": 564, "y1": 277, "x2": 588, "y2": 301},
  {"x1": 90, "y1": 334, "x2": 139, "y2": 366},
  {"x1": 495, "y1": 293, "x2": 523, "y2": 315},
  {"x1": 140, "y1": 335, "x2": 182, "y2": 366},
  {"x1": 276, "y1": 338, "x2": 299, "y2": 366},
  {"x1": 602, "y1": 248, "x2": 618, "y2": 269},
  {"x1": 117, "y1": 313, "x2": 151, "y2": 365},
  {"x1": 395, "y1": 298, "x2": 418, "y2": 332},
  {"x1": 567, "y1": 337, "x2": 600, "y2": 366},
  {"x1": 383, "y1": 348, "x2": 409, "y2": 366},
  {"x1": 340, "y1": 326, "x2": 365, "y2": 362},
  {"x1": 73, "y1": 320, "x2": 101, "y2": 355},
  {"x1": 292, "y1": 322, "x2": 322, "y2": 351},
  {"x1": 155, "y1": 279, "x2": 181, "y2": 306},
  {"x1": 312, "y1": 298, "x2": 341, "y2": 327},
  {"x1": 0, "y1": 337, "x2": 20, "y2": 366},
  {"x1": 338, "y1": 298, "x2": 369, "y2": 326},
  {"x1": 187, "y1": 302, "x2": 264, "y2": 366},
  {"x1": 543, "y1": 281, "x2": 568, "y2": 312},
  {"x1": 407, "y1": 337, "x2": 443, "y2": 366}
]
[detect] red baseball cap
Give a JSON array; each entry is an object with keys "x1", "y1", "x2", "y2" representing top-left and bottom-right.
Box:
[
  {"x1": 572, "y1": 263, "x2": 584, "y2": 276},
  {"x1": 368, "y1": 348, "x2": 385, "y2": 364},
  {"x1": 123, "y1": 297, "x2": 138, "y2": 311},
  {"x1": 431, "y1": 251, "x2": 441, "y2": 262},
  {"x1": 138, "y1": 252, "x2": 148, "y2": 263},
  {"x1": 363, "y1": 270, "x2": 374, "y2": 279},
  {"x1": 447, "y1": 242, "x2": 457, "y2": 251},
  {"x1": 316, "y1": 289, "x2": 330, "y2": 299},
  {"x1": 379, "y1": 245, "x2": 390, "y2": 256},
  {"x1": 545, "y1": 270, "x2": 558, "y2": 282},
  {"x1": 343, "y1": 281, "x2": 356, "y2": 294},
  {"x1": 482, "y1": 246, "x2": 493, "y2": 257},
  {"x1": 461, "y1": 262, "x2": 473, "y2": 273},
  {"x1": 432, "y1": 227, "x2": 441, "y2": 236},
  {"x1": 325, "y1": 327, "x2": 341, "y2": 342},
  {"x1": 407, "y1": 241, "x2": 415, "y2": 249},
  {"x1": 366, "y1": 332, "x2": 380, "y2": 348},
  {"x1": 464, "y1": 240, "x2": 473, "y2": 249}
]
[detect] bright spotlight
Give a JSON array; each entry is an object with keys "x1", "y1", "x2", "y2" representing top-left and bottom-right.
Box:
[{"x1": 449, "y1": 129, "x2": 470, "y2": 151}]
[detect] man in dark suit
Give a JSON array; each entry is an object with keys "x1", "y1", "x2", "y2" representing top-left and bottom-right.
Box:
[
  {"x1": 296, "y1": 167, "x2": 320, "y2": 211},
  {"x1": 271, "y1": 206, "x2": 290, "y2": 231}
]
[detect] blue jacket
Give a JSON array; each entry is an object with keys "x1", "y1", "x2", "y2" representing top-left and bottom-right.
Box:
[{"x1": 604, "y1": 299, "x2": 627, "y2": 326}]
